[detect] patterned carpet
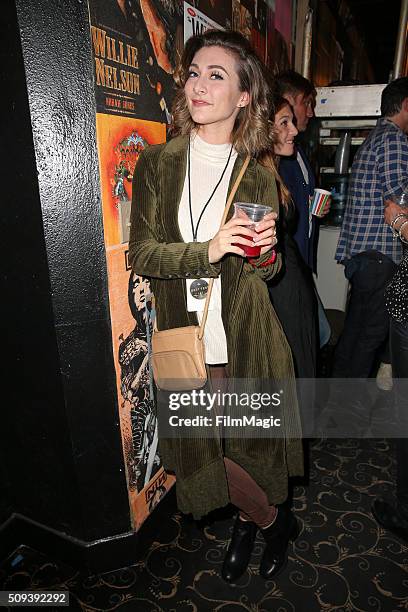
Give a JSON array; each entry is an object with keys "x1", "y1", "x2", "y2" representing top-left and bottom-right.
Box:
[{"x1": 1, "y1": 438, "x2": 407, "y2": 611}]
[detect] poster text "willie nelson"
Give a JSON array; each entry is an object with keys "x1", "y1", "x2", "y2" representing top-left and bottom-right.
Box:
[{"x1": 91, "y1": 26, "x2": 140, "y2": 95}]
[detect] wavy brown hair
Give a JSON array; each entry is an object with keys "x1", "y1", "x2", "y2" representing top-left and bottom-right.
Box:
[
  {"x1": 259, "y1": 94, "x2": 293, "y2": 208},
  {"x1": 171, "y1": 30, "x2": 273, "y2": 157}
]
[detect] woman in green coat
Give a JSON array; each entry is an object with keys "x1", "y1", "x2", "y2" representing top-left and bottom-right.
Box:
[{"x1": 129, "y1": 30, "x2": 303, "y2": 583}]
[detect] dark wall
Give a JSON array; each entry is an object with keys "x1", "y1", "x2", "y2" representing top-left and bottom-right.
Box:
[{"x1": 1, "y1": 0, "x2": 131, "y2": 542}]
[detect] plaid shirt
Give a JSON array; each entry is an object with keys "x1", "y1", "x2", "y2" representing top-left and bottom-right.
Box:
[{"x1": 336, "y1": 118, "x2": 408, "y2": 264}]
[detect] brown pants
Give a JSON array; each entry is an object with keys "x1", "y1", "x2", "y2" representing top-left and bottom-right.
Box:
[{"x1": 208, "y1": 365, "x2": 277, "y2": 528}]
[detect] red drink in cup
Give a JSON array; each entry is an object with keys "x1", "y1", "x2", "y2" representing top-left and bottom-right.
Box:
[
  {"x1": 232, "y1": 203, "x2": 273, "y2": 257},
  {"x1": 239, "y1": 238, "x2": 262, "y2": 257}
]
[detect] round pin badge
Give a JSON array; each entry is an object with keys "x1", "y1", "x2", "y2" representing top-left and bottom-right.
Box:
[{"x1": 190, "y1": 279, "x2": 208, "y2": 299}]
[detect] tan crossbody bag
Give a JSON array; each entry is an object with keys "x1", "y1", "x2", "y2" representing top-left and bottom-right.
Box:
[{"x1": 151, "y1": 155, "x2": 251, "y2": 391}]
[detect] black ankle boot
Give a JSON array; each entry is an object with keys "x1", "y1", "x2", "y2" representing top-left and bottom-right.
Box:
[
  {"x1": 221, "y1": 516, "x2": 257, "y2": 583},
  {"x1": 259, "y1": 506, "x2": 299, "y2": 580}
]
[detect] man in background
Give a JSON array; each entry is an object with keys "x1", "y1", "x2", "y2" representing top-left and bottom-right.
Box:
[{"x1": 333, "y1": 77, "x2": 408, "y2": 382}]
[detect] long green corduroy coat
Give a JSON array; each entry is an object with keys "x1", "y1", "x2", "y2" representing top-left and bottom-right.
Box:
[{"x1": 129, "y1": 135, "x2": 303, "y2": 519}]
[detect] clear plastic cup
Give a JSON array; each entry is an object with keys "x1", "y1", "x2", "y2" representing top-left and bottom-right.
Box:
[{"x1": 233, "y1": 202, "x2": 272, "y2": 257}]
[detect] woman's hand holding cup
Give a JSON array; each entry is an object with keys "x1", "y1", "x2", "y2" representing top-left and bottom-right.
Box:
[
  {"x1": 208, "y1": 209, "x2": 278, "y2": 263},
  {"x1": 208, "y1": 217, "x2": 258, "y2": 263},
  {"x1": 232, "y1": 202, "x2": 276, "y2": 258}
]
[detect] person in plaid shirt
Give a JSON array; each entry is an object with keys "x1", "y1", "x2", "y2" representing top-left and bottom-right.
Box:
[{"x1": 333, "y1": 77, "x2": 408, "y2": 380}]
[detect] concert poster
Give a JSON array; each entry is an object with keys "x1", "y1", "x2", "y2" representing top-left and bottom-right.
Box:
[
  {"x1": 106, "y1": 243, "x2": 175, "y2": 528},
  {"x1": 88, "y1": 0, "x2": 184, "y2": 121},
  {"x1": 183, "y1": 1, "x2": 223, "y2": 42},
  {"x1": 265, "y1": 1, "x2": 291, "y2": 73},
  {"x1": 232, "y1": 0, "x2": 252, "y2": 40},
  {"x1": 189, "y1": 0, "x2": 231, "y2": 27},
  {"x1": 251, "y1": 0, "x2": 267, "y2": 62},
  {"x1": 95, "y1": 113, "x2": 165, "y2": 246}
]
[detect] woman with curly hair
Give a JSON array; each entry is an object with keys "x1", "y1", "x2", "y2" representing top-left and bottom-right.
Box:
[
  {"x1": 129, "y1": 30, "x2": 303, "y2": 583},
  {"x1": 262, "y1": 95, "x2": 319, "y2": 383}
]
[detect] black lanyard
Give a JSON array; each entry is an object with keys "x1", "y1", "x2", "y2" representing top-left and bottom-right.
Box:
[{"x1": 188, "y1": 140, "x2": 233, "y2": 242}]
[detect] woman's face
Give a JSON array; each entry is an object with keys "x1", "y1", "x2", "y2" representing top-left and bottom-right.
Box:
[
  {"x1": 184, "y1": 45, "x2": 249, "y2": 138},
  {"x1": 273, "y1": 104, "x2": 298, "y2": 156}
]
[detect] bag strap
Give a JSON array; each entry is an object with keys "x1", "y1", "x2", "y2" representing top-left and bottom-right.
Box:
[{"x1": 198, "y1": 154, "x2": 251, "y2": 339}]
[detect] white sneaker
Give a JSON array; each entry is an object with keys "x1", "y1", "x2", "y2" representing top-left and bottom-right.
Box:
[{"x1": 376, "y1": 362, "x2": 393, "y2": 391}]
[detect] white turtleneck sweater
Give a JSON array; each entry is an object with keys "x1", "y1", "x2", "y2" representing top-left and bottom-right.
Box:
[{"x1": 178, "y1": 133, "x2": 237, "y2": 364}]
